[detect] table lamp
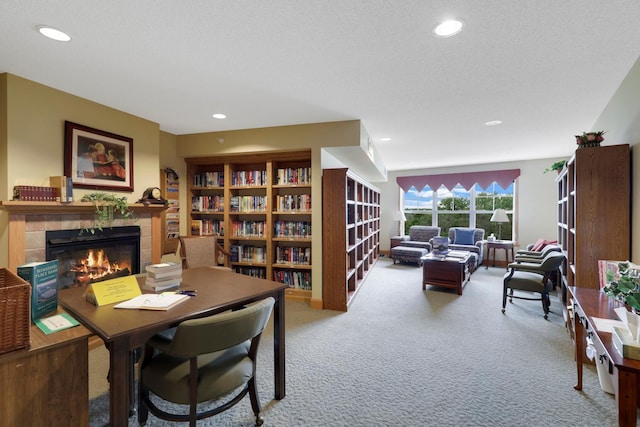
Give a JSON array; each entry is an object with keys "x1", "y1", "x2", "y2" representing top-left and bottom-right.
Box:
[
  {"x1": 490, "y1": 208, "x2": 509, "y2": 240},
  {"x1": 394, "y1": 211, "x2": 406, "y2": 236}
]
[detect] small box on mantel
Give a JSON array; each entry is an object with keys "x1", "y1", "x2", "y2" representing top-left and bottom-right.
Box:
[{"x1": 612, "y1": 326, "x2": 640, "y2": 360}]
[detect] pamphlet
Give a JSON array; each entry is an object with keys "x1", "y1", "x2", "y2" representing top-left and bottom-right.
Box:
[
  {"x1": 113, "y1": 292, "x2": 189, "y2": 311},
  {"x1": 34, "y1": 312, "x2": 80, "y2": 334}
]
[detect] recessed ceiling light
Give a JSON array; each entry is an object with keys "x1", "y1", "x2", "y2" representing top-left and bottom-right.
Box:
[
  {"x1": 484, "y1": 120, "x2": 503, "y2": 126},
  {"x1": 37, "y1": 26, "x2": 71, "y2": 42},
  {"x1": 433, "y1": 19, "x2": 464, "y2": 37},
  {"x1": 212, "y1": 113, "x2": 227, "y2": 119},
  {"x1": 380, "y1": 137, "x2": 392, "y2": 142}
]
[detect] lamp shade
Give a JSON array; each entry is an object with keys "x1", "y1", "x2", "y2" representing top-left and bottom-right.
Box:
[
  {"x1": 394, "y1": 211, "x2": 406, "y2": 221},
  {"x1": 490, "y1": 209, "x2": 509, "y2": 223}
]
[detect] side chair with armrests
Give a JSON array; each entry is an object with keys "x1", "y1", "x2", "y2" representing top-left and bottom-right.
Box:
[
  {"x1": 178, "y1": 235, "x2": 232, "y2": 271},
  {"x1": 514, "y1": 244, "x2": 561, "y2": 263},
  {"x1": 137, "y1": 297, "x2": 275, "y2": 427},
  {"x1": 502, "y1": 252, "x2": 565, "y2": 319}
]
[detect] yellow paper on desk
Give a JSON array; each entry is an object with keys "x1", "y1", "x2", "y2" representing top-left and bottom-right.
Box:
[{"x1": 84, "y1": 275, "x2": 141, "y2": 306}]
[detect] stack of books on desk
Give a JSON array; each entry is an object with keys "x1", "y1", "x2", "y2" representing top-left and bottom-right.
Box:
[{"x1": 144, "y1": 262, "x2": 182, "y2": 292}]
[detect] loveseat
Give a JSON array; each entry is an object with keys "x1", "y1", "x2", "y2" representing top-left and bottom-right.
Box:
[{"x1": 447, "y1": 227, "x2": 486, "y2": 267}]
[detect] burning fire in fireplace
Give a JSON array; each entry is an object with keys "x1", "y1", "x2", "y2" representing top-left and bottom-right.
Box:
[{"x1": 70, "y1": 249, "x2": 132, "y2": 287}]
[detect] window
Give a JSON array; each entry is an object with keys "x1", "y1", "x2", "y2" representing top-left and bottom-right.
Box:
[{"x1": 402, "y1": 181, "x2": 514, "y2": 239}]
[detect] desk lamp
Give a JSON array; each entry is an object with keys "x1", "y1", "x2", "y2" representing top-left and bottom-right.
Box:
[{"x1": 490, "y1": 209, "x2": 509, "y2": 241}]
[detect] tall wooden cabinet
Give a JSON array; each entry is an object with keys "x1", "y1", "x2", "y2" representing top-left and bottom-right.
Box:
[
  {"x1": 556, "y1": 144, "x2": 630, "y2": 292},
  {"x1": 186, "y1": 151, "x2": 312, "y2": 302},
  {"x1": 322, "y1": 168, "x2": 380, "y2": 311}
]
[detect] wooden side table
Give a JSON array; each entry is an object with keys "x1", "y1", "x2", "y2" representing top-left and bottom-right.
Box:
[
  {"x1": 390, "y1": 236, "x2": 404, "y2": 249},
  {"x1": 486, "y1": 240, "x2": 514, "y2": 270}
]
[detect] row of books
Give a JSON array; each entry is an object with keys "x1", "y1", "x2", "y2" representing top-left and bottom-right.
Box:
[
  {"x1": 274, "y1": 246, "x2": 311, "y2": 265},
  {"x1": 230, "y1": 195, "x2": 267, "y2": 212},
  {"x1": 231, "y1": 170, "x2": 267, "y2": 186},
  {"x1": 191, "y1": 219, "x2": 224, "y2": 236},
  {"x1": 191, "y1": 195, "x2": 225, "y2": 212},
  {"x1": 193, "y1": 171, "x2": 224, "y2": 187},
  {"x1": 13, "y1": 177, "x2": 74, "y2": 202},
  {"x1": 275, "y1": 167, "x2": 311, "y2": 185},
  {"x1": 231, "y1": 220, "x2": 267, "y2": 237},
  {"x1": 233, "y1": 266, "x2": 266, "y2": 278},
  {"x1": 144, "y1": 262, "x2": 182, "y2": 292},
  {"x1": 229, "y1": 245, "x2": 267, "y2": 263},
  {"x1": 274, "y1": 220, "x2": 311, "y2": 238},
  {"x1": 274, "y1": 194, "x2": 311, "y2": 212},
  {"x1": 273, "y1": 270, "x2": 312, "y2": 290}
]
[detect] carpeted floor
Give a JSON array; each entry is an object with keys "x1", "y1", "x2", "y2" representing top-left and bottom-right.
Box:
[{"x1": 88, "y1": 257, "x2": 637, "y2": 426}]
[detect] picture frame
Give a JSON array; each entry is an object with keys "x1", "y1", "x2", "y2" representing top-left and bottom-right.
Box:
[{"x1": 64, "y1": 121, "x2": 133, "y2": 192}]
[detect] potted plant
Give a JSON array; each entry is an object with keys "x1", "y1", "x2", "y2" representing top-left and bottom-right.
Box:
[
  {"x1": 544, "y1": 160, "x2": 567, "y2": 174},
  {"x1": 575, "y1": 130, "x2": 606, "y2": 148},
  {"x1": 602, "y1": 261, "x2": 640, "y2": 312},
  {"x1": 81, "y1": 192, "x2": 135, "y2": 234}
]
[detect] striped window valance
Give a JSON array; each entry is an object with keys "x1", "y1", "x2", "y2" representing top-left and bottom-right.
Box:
[{"x1": 396, "y1": 169, "x2": 521, "y2": 192}]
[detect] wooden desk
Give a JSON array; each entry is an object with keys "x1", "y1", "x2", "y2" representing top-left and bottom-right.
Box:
[
  {"x1": 486, "y1": 240, "x2": 514, "y2": 269},
  {"x1": 569, "y1": 286, "x2": 640, "y2": 426},
  {"x1": 59, "y1": 268, "x2": 287, "y2": 427},
  {"x1": 0, "y1": 308, "x2": 92, "y2": 426}
]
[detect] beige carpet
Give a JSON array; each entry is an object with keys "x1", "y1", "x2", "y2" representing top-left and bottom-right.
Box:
[{"x1": 88, "y1": 258, "x2": 637, "y2": 426}]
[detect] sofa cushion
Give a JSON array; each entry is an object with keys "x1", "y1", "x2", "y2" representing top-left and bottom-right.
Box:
[{"x1": 454, "y1": 228, "x2": 476, "y2": 245}]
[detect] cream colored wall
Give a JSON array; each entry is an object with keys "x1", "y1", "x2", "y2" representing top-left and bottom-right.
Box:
[
  {"x1": 0, "y1": 73, "x2": 162, "y2": 267},
  {"x1": 376, "y1": 158, "x2": 564, "y2": 259},
  {"x1": 592, "y1": 55, "x2": 640, "y2": 262}
]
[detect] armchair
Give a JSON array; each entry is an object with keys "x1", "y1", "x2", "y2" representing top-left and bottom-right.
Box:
[
  {"x1": 502, "y1": 252, "x2": 565, "y2": 319},
  {"x1": 178, "y1": 235, "x2": 231, "y2": 271},
  {"x1": 447, "y1": 227, "x2": 486, "y2": 267},
  {"x1": 398, "y1": 226, "x2": 441, "y2": 251}
]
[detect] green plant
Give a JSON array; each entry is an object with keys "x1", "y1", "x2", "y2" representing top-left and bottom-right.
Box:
[
  {"x1": 575, "y1": 130, "x2": 606, "y2": 145},
  {"x1": 544, "y1": 160, "x2": 567, "y2": 174},
  {"x1": 602, "y1": 261, "x2": 640, "y2": 312},
  {"x1": 81, "y1": 192, "x2": 135, "y2": 234}
]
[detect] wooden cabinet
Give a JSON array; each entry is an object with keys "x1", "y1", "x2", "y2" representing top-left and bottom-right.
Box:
[
  {"x1": 322, "y1": 168, "x2": 380, "y2": 311},
  {"x1": 186, "y1": 151, "x2": 312, "y2": 302},
  {"x1": 556, "y1": 144, "x2": 630, "y2": 293}
]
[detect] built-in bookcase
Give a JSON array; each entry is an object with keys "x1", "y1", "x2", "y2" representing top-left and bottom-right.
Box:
[
  {"x1": 322, "y1": 168, "x2": 380, "y2": 311},
  {"x1": 186, "y1": 151, "x2": 312, "y2": 302}
]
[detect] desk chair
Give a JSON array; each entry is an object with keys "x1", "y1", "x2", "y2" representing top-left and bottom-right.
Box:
[
  {"x1": 502, "y1": 252, "x2": 565, "y2": 319},
  {"x1": 178, "y1": 235, "x2": 231, "y2": 270},
  {"x1": 138, "y1": 297, "x2": 275, "y2": 427}
]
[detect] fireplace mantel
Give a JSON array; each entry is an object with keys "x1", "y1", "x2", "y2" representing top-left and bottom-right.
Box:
[{"x1": 1, "y1": 201, "x2": 166, "y2": 271}]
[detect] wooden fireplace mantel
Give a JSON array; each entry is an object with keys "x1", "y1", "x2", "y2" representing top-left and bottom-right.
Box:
[{"x1": 0, "y1": 201, "x2": 166, "y2": 271}]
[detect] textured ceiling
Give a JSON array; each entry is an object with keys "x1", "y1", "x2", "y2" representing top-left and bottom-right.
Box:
[{"x1": 2, "y1": 1, "x2": 640, "y2": 172}]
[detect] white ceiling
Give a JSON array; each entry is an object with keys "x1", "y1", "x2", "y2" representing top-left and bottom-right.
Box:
[{"x1": 2, "y1": 1, "x2": 640, "y2": 172}]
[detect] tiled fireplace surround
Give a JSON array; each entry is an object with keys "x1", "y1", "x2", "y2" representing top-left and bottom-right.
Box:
[{"x1": 1, "y1": 203, "x2": 165, "y2": 272}]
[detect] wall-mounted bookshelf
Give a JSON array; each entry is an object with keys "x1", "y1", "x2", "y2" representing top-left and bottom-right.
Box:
[{"x1": 186, "y1": 151, "x2": 312, "y2": 302}]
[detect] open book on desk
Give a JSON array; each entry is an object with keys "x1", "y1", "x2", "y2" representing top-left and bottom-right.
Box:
[{"x1": 113, "y1": 292, "x2": 190, "y2": 311}]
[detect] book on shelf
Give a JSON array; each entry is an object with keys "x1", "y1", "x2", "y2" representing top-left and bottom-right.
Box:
[
  {"x1": 191, "y1": 219, "x2": 203, "y2": 236},
  {"x1": 49, "y1": 175, "x2": 74, "y2": 202},
  {"x1": 17, "y1": 260, "x2": 59, "y2": 321},
  {"x1": 113, "y1": 292, "x2": 190, "y2": 310}
]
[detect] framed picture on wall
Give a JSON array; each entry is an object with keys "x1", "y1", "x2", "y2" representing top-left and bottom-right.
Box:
[{"x1": 64, "y1": 121, "x2": 134, "y2": 192}]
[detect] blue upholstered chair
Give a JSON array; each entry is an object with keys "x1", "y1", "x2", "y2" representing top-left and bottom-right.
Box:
[{"x1": 447, "y1": 227, "x2": 486, "y2": 267}]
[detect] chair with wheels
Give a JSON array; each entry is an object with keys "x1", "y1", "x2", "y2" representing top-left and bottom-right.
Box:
[
  {"x1": 137, "y1": 297, "x2": 275, "y2": 427},
  {"x1": 178, "y1": 235, "x2": 231, "y2": 270},
  {"x1": 502, "y1": 252, "x2": 565, "y2": 319}
]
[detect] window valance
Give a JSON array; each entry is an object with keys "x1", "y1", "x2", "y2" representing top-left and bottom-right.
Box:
[{"x1": 396, "y1": 169, "x2": 521, "y2": 192}]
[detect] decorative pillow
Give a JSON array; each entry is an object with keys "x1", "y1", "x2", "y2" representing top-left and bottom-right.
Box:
[
  {"x1": 531, "y1": 238, "x2": 546, "y2": 251},
  {"x1": 531, "y1": 238, "x2": 558, "y2": 251},
  {"x1": 454, "y1": 228, "x2": 476, "y2": 245}
]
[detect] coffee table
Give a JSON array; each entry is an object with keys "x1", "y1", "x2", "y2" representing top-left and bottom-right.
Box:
[{"x1": 421, "y1": 251, "x2": 471, "y2": 295}]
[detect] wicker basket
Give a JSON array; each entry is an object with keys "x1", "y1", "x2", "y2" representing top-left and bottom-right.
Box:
[{"x1": 0, "y1": 268, "x2": 31, "y2": 354}]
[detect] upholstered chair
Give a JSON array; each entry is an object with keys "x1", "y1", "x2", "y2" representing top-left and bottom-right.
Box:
[
  {"x1": 398, "y1": 226, "x2": 441, "y2": 251},
  {"x1": 138, "y1": 297, "x2": 275, "y2": 426},
  {"x1": 447, "y1": 227, "x2": 486, "y2": 267},
  {"x1": 178, "y1": 235, "x2": 231, "y2": 271}
]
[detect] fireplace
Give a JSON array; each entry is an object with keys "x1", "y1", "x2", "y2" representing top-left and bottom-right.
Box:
[{"x1": 46, "y1": 226, "x2": 141, "y2": 289}]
